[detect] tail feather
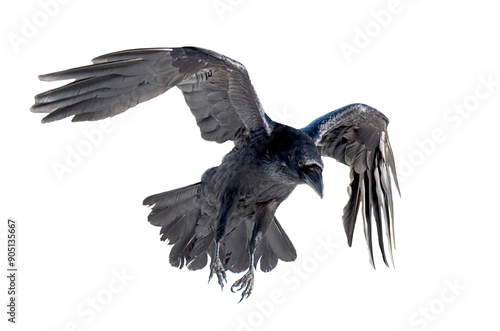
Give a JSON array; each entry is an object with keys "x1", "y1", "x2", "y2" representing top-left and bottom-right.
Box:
[
  {"x1": 144, "y1": 183, "x2": 297, "y2": 273},
  {"x1": 145, "y1": 183, "x2": 211, "y2": 269},
  {"x1": 148, "y1": 197, "x2": 198, "y2": 228},
  {"x1": 222, "y1": 219, "x2": 250, "y2": 273},
  {"x1": 254, "y1": 217, "x2": 297, "y2": 272},
  {"x1": 144, "y1": 183, "x2": 201, "y2": 228},
  {"x1": 186, "y1": 250, "x2": 209, "y2": 271},
  {"x1": 257, "y1": 240, "x2": 278, "y2": 272},
  {"x1": 143, "y1": 182, "x2": 201, "y2": 209},
  {"x1": 169, "y1": 214, "x2": 198, "y2": 268},
  {"x1": 265, "y1": 217, "x2": 297, "y2": 262},
  {"x1": 189, "y1": 221, "x2": 214, "y2": 258},
  {"x1": 161, "y1": 210, "x2": 199, "y2": 245}
]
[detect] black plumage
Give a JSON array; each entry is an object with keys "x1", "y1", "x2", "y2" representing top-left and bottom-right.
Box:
[{"x1": 32, "y1": 47, "x2": 400, "y2": 301}]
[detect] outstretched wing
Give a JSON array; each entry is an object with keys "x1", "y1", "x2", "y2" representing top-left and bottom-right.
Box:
[
  {"x1": 31, "y1": 47, "x2": 273, "y2": 143},
  {"x1": 302, "y1": 103, "x2": 400, "y2": 268}
]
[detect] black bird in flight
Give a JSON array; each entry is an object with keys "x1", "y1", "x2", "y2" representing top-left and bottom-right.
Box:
[{"x1": 32, "y1": 47, "x2": 400, "y2": 301}]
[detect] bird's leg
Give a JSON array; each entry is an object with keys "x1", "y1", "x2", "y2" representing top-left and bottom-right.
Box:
[
  {"x1": 231, "y1": 248, "x2": 256, "y2": 302},
  {"x1": 208, "y1": 187, "x2": 239, "y2": 290},
  {"x1": 208, "y1": 241, "x2": 226, "y2": 290},
  {"x1": 232, "y1": 202, "x2": 277, "y2": 302}
]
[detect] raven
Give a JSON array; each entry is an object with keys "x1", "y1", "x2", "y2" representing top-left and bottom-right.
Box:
[{"x1": 32, "y1": 47, "x2": 400, "y2": 301}]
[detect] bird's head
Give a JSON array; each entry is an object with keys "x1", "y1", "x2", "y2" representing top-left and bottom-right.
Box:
[
  {"x1": 297, "y1": 153, "x2": 324, "y2": 199},
  {"x1": 263, "y1": 125, "x2": 324, "y2": 198}
]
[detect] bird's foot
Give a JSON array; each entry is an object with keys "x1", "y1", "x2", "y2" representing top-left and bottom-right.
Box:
[
  {"x1": 208, "y1": 257, "x2": 227, "y2": 290},
  {"x1": 231, "y1": 268, "x2": 254, "y2": 302}
]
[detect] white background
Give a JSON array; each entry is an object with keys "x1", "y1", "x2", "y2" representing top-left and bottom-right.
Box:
[{"x1": 1, "y1": 0, "x2": 499, "y2": 330}]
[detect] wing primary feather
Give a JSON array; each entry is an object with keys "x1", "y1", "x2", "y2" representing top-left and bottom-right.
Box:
[
  {"x1": 361, "y1": 172, "x2": 375, "y2": 268},
  {"x1": 38, "y1": 58, "x2": 147, "y2": 81},
  {"x1": 386, "y1": 138, "x2": 401, "y2": 196},
  {"x1": 91, "y1": 48, "x2": 174, "y2": 63},
  {"x1": 379, "y1": 160, "x2": 395, "y2": 267},
  {"x1": 302, "y1": 103, "x2": 399, "y2": 268},
  {"x1": 342, "y1": 169, "x2": 361, "y2": 247},
  {"x1": 372, "y1": 155, "x2": 389, "y2": 267},
  {"x1": 33, "y1": 47, "x2": 273, "y2": 144},
  {"x1": 31, "y1": 85, "x2": 138, "y2": 113}
]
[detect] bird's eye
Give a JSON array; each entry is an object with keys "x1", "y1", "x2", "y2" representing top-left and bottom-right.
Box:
[{"x1": 298, "y1": 160, "x2": 304, "y2": 168}]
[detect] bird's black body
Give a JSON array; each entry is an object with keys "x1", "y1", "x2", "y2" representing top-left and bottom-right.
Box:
[{"x1": 32, "y1": 47, "x2": 399, "y2": 301}]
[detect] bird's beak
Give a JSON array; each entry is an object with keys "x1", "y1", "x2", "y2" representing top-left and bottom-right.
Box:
[{"x1": 301, "y1": 165, "x2": 324, "y2": 199}]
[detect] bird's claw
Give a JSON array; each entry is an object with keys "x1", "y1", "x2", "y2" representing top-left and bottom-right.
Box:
[
  {"x1": 231, "y1": 269, "x2": 254, "y2": 302},
  {"x1": 208, "y1": 258, "x2": 227, "y2": 290}
]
